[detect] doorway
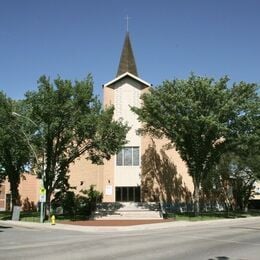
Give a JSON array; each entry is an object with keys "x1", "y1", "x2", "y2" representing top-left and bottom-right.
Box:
[{"x1": 115, "y1": 186, "x2": 140, "y2": 202}]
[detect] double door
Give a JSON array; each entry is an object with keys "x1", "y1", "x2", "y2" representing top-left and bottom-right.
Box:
[{"x1": 115, "y1": 186, "x2": 140, "y2": 202}]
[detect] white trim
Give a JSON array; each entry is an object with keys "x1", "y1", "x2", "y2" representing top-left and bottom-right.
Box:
[{"x1": 104, "y1": 72, "x2": 151, "y2": 88}]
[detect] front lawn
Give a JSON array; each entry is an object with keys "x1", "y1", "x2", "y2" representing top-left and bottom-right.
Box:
[
  {"x1": 1, "y1": 210, "x2": 260, "y2": 223},
  {"x1": 0, "y1": 211, "x2": 11, "y2": 220},
  {"x1": 0, "y1": 211, "x2": 89, "y2": 223},
  {"x1": 166, "y1": 210, "x2": 260, "y2": 221}
]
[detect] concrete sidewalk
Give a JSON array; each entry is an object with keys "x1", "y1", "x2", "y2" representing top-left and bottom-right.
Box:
[
  {"x1": 0, "y1": 219, "x2": 180, "y2": 233},
  {"x1": 1, "y1": 216, "x2": 260, "y2": 233}
]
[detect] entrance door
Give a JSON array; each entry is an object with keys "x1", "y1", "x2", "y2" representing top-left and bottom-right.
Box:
[{"x1": 116, "y1": 186, "x2": 140, "y2": 202}]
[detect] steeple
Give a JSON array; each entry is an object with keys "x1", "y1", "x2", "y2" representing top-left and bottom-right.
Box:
[{"x1": 116, "y1": 32, "x2": 138, "y2": 77}]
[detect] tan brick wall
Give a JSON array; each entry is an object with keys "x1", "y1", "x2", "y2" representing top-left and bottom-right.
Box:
[
  {"x1": 155, "y1": 137, "x2": 193, "y2": 191},
  {"x1": 68, "y1": 84, "x2": 116, "y2": 200},
  {"x1": 102, "y1": 84, "x2": 116, "y2": 201},
  {"x1": 141, "y1": 136, "x2": 193, "y2": 203},
  {"x1": 102, "y1": 156, "x2": 115, "y2": 202},
  {"x1": 0, "y1": 180, "x2": 10, "y2": 210},
  {"x1": 0, "y1": 200, "x2": 4, "y2": 209},
  {"x1": 69, "y1": 156, "x2": 103, "y2": 194},
  {"x1": 139, "y1": 84, "x2": 193, "y2": 203},
  {"x1": 19, "y1": 174, "x2": 40, "y2": 210},
  {"x1": 0, "y1": 175, "x2": 39, "y2": 211},
  {"x1": 0, "y1": 183, "x2": 6, "y2": 210},
  {"x1": 0, "y1": 184, "x2": 5, "y2": 199},
  {"x1": 103, "y1": 84, "x2": 114, "y2": 107}
]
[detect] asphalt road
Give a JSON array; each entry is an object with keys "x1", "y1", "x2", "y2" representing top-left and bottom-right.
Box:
[{"x1": 1, "y1": 218, "x2": 260, "y2": 260}]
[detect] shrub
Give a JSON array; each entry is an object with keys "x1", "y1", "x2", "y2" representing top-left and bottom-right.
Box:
[
  {"x1": 51, "y1": 185, "x2": 103, "y2": 217},
  {"x1": 22, "y1": 197, "x2": 37, "y2": 212}
]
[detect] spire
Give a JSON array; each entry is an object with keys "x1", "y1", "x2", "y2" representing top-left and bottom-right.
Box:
[{"x1": 116, "y1": 32, "x2": 138, "y2": 77}]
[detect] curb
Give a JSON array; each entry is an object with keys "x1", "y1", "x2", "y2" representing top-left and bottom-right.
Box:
[{"x1": 1, "y1": 216, "x2": 260, "y2": 233}]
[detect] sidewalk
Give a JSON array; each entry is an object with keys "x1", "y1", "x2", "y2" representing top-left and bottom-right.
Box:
[
  {"x1": 60, "y1": 219, "x2": 173, "y2": 226},
  {"x1": 0, "y1": 219, "x2": 176, "y2": 233},
  {"x1": 1, "y1": 216, "x2": 260, "y2": 233}
]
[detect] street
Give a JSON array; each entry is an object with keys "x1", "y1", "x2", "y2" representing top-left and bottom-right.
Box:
[{"x1": 1, "y1": 218, "x2": 260, "y2": 260}]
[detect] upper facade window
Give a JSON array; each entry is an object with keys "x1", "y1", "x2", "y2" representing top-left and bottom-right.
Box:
[{"x1": 116, "y1": 147, "x2": 139, "y2": 166}]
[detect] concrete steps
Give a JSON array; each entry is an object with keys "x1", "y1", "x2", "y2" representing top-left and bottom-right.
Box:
[{"x1": 94, "y1": 202, "x2": 162, "y2": 220}]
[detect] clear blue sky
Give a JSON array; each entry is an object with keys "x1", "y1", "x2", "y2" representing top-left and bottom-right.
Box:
[{"x1": 1, "y1": 0, "x2": 259, "y2": 100}]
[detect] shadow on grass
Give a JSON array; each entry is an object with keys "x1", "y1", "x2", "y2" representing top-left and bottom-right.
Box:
[
  {"x1": 166, "y1": 210, "x2": 260, "y2": 221},
  {"x1": 56, "y1": 214, "x2": 90, "y2": 222},
  {"x1": 0, "y1": 211, "x2": 91, "y2": 223},
  {"x1": 0, "y1": 215, "x2": 11, "y2": 220},
  {"x1": 0, "y1": 211, "x2": 11, "y2": 220}
]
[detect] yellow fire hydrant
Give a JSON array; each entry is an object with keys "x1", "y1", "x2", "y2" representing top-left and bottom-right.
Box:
[{"x1": 51, "y1": 215, "x2": 56, "y2": 225}]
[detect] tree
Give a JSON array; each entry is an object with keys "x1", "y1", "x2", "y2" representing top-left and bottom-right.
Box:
[
  {"x1": 23, "y1": 75, "x2": 129, "y2": 216},
  {"x1": 209, "y1": 125, "x2": 260, "y2": 212},
  {"x1": 220, "y1": 83, "x2": 260, "y2": 211},
  {"x1": 202, "y1": 89, "x2": 260, "y2": 212},
  {"x1": 0, "y1": 92, "x2": 31, "y2": 210},
  {"x1": 229, "y1": 154, "x2": 257, "y2": 211},
  {"x1": 202, "y1": 152, "x2": 256, "y2": 212},
  {"x1": 132, "y1": 74, "x2": 259, "y2": 214},
  {"x1": 207, "y1": 151, "x2": 259, "y2": 212}
]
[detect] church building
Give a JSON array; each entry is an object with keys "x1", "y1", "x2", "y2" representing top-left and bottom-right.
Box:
[
  {"x1": 0, "y1": 32, "x2": 193, "y2": 211},
  {"x1": 68, "y1": 32, "x2": 193, "y2": 203}
]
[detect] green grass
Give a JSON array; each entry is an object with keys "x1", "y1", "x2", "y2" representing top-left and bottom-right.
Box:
[
  {"x1": 166, "y1": 210, "x2": 260, "y2": 221},
  {"x1": 1, "y1": 210, "x2": 260, "y2": 223},
  {"x1": 0, "y1": 211, "x2": 89, "y2": 223},
  {"x1": 19, "y1": 211, "x2": 40, "y2": 222},
  {"x1": 53, "y1": 214, "x2": 90, "y2": 222},
  {"x1": 168, "y1": 214, "x2": 221, "y2": 221},
  {"x1": 0, "y1": 211, "x2": 11, "y2": 220},
  {"x1": 0, "y1": 211, "x2": 41, "y2": 222}
]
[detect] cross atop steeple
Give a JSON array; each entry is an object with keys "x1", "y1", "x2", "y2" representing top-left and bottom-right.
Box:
[
  {"x1": 116, "y1": 32, "x2": 138, "y2": 77},
  {"x1": 125, "y1": 15, "x2": 131, "y2": 32}
]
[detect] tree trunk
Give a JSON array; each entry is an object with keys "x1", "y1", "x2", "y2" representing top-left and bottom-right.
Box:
[
  {"x1": 45, "y1": 191, "x2": 52, "y2": 220},
  {"x1": 10, "y1": 175, "x2": 21, "y2": 211},
  {"x1": 193, "y1": 182, "x2": 200, "y2": 216}
]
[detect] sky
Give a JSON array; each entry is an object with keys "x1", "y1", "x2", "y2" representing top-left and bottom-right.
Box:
[{"x1": 1, "y1": 0, "x2": 259, "y2": 100}]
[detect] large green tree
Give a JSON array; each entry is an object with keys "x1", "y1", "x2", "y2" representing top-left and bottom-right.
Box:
[
  {"x1": 23, "y1": 75, "x2": 129, "y2": 215},
  {"x1": 205, "y1": 123, "x2": 260, "y2": 212},
  {"x1": 202, "y1": 151, "x2": 259, "y2": 212},
  {"x1": 0, "y1": 92, "x2": 31, "y2": 209},
  {"x1": 132, "y1": 74, "x2": 259, "y2": 214},
  {"x1": 202, "y1": 88, "x2": 260, "y2": 212}
]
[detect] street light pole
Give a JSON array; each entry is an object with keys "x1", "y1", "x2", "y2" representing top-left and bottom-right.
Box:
[{"x1": 12, "y1": 112, "x2": 45, "y2": 223}]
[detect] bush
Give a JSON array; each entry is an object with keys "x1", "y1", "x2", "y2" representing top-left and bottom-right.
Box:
[
  {"x1": 51, "y1": 185, "x2": 103, "y2": 218},
  {"x1": 22, "y1": 197, "x2": 37, "y2": 212}
]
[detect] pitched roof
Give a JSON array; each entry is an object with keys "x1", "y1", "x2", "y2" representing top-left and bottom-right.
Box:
[
  {"x1": 116, "y1": 32, "x2": 138, "y2": 77},
  {"x1": 104, "y1": 72, "x2": 151, "y2": 88}
]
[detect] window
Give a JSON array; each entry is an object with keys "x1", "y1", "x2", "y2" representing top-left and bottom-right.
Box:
[
  {"x1": 124, "y1": 147, "x2": 132, "y2": 165},
  {"x1": 116, "y1": 150, "x2": 123, "y2": 166},
  {"x1": 133, "y1": 147, "x2": 139, "y2": 166},
  {"x1": 116, "y1": 147, "x2": 139, "y2": 166}
]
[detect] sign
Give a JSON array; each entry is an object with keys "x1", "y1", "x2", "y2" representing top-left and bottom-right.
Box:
[
  {"x1": 39, "y1": 194, "x2": 46, "y2": 203},
  {"x1": 39, "y1": 186, "x2": 46, "y2": 202},
  {"x1": 12, "y1": 206, "x2": 21, "y2": 221},
  {"x1": 40, "y1": 187, "x2": 46, "y2": 195},
  {"x1": 105, "y1": 185, "x2": 113, "y2": 195}
]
